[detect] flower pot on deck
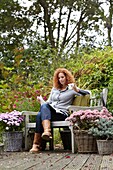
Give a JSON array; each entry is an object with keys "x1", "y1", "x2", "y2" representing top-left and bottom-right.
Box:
[
  {"x1": 2, "y1": 131, "x2": 23, "y2": 152},
  {"x1": 97, "y1": 140, "x2": 113, "y2": 155},
  {"x1": 74, "y1": 130, "x2": 98, "y2": 153}
]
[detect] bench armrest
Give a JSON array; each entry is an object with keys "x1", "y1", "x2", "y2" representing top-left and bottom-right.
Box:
[{"x1": 22, "y1": 111, "x2": 37, "y2": 116}]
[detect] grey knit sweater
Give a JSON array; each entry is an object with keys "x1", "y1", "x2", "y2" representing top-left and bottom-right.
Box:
[{"x1": 47, "y1": 87, "x2": 89, "y2": 116}]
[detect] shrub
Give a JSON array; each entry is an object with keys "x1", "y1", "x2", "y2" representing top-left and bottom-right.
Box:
[{"x1": 88, "y1": 118, "x2": 113, "y2": 140}]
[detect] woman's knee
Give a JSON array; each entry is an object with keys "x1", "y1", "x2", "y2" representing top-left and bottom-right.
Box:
[
  {"x1": 40, "y1": 104, "x2": 51, "y2": 120},
  {"x1": 40, "y1": 103, "x2": 49, "y2": 110},
  {"x1": 40, "y1": 103, "x2": 50, "y2": 113}
]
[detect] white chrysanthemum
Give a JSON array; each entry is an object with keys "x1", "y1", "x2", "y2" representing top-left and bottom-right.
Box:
[{"x1": 6, "y1": 127, "x2": 9, "y2": 130}]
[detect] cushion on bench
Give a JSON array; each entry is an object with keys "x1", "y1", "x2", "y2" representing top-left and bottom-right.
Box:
[{"x1": 72, "y1": 95, "x2": 90, "y2": 106}]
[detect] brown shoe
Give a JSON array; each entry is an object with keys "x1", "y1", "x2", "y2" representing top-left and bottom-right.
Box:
[
  {"x1": 29, "y1": 133, "x2": 42, "y2": 153},
  {"x1": 29, "y1": 144, "x2": 41, "y2": 153},
  {"x1": 42, "y1": 131, "x2": 52, "y2": 141},
  {"x1": 42, "y1": 120, "x2": 52, "y2": 141}
]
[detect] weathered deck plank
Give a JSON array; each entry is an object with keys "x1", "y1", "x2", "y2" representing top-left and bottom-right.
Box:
[
  {"x1": 0, "y1": 152, "x2": 36, "y2": 170},
  {"x1": 81, "y1": 154, "x2": 102, "y2": 170},
  {"x1": 64, "y1": 154, "x2": 90, "y2": 170},
  {"x1": 28, "y1": 152, "x2": 76, "y2": 170},
  {"x1": 0, "y1": 151, "x2": 113, "y2": 170},
  {"x1": 0, "y1": 151, "x2": 70, "y2": 170},
  {"x1": 16, "y1": 152, "x2": 70, "y2": 170},
  {"x1": 100, "y1": 155, "x2": 113, "y2": 170}
]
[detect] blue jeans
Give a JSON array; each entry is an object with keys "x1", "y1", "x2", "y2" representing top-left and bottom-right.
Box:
[{"x1": 35, "y1": 103, "x2": 68, "y2": 133}]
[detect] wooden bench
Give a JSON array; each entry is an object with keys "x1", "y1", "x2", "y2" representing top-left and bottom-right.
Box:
[{"x1": 22, "y1": 88, "x2": 108, "y2": 153}]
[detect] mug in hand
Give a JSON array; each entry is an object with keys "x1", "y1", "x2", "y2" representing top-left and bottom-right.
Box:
[{"x1": 68, "y1": 83, "x2": 75, "y2": 89}]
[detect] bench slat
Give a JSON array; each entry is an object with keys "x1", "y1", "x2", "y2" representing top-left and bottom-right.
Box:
[{"x1": 27, "y1": 121, "x2": 71, "y2": 128}]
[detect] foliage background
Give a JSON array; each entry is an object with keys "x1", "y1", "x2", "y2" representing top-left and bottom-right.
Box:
[{"x1": 0, "y1": 46, "x2": 113, "y2": 113}]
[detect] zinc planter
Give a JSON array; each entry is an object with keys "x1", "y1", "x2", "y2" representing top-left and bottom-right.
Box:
[
  {"x1": 2, "y1": 131, "x2": 23, "y2": 152},
  {"x1": 96, "y1": 140, "x2": 113, "y2": 155}
]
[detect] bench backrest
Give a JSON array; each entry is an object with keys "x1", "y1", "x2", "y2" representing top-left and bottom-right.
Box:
[
  {"x1": 90, "y1": 88, "x2": 108, "y2": 107},
  {"x1": 71, "y1": 88, "x2": 108, "y2": 107}
]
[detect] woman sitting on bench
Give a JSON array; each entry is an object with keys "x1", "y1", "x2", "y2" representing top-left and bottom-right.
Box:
[{"x1": 30, "y1": 68, "x2": 89, "y2": 153}]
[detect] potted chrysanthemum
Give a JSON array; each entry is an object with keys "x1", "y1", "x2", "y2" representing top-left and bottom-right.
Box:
[
  {"x1": 65, "y1": 107, "x2": 113, "y2": 153},
  {"x1": 0, "y1": 110, "x2": 24, "y2": 151}
]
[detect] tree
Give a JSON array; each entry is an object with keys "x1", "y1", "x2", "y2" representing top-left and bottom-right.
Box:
[
  {"x1": 105, "y1": 0, "x2": 113, "y2": 46},
  {"x1": 0, "y1": 0, "x2": 33, "y2": 57},
  {"x1": 0, "y1": 0, "x2": 112, "y2": 58},
  {"x1": 29, "y1": 0, "x2": 112, "y2": 54}
]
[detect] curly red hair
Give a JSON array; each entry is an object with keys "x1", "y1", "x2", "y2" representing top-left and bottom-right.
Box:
[{"x1": 53, "y1": 68, "x2": 75, "y2": 89}]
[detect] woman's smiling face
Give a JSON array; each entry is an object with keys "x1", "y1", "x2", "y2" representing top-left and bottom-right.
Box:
[{"x1": 58, "y1": 72, "x2": 67, "y2": 86}]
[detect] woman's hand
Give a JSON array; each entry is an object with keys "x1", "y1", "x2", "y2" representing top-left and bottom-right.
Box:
[
  {"x1": 73, "y1": 84, "x2": 79, "y2": 92},
  {"x1": 37, "y1": 96, "x2": 41, "y2": 104},
  {"x1": 37, "y1": 95, "x2": 46, "y2": 105},
  {"x1": 68, "y1": 83, "x2": 79, "y2": 92}
]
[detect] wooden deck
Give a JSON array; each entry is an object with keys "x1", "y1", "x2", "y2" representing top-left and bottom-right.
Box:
[{"x1": 0, "y1": 149, "x2": 113, "y2": 170}]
